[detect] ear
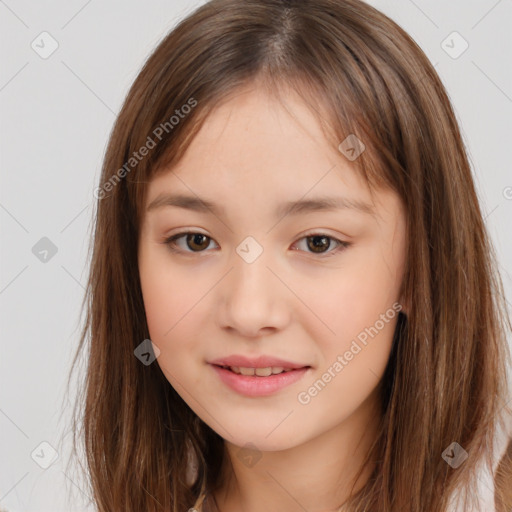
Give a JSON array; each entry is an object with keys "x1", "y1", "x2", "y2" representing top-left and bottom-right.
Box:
[{"x1": 397, "y1": 292, "x2": 410, "y2": 317}]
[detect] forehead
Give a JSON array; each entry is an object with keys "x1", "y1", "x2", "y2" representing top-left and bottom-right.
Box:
[
  {"x1": 179, "y1": 85, "x2": 336, "y2": 169},
  {"x1": 145, "y1": 85, "x2": 375, "y2": 208},
  {"x1": 141, "y1": 83, "x2": 407, "y2": 235}
]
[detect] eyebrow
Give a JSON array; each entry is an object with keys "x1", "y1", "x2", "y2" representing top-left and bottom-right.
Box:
[{"x1": 146, "y1": 193, "x2": 376, "y2": 218}]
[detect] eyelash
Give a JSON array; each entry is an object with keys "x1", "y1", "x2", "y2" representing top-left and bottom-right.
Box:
[{"x1": 162, "y1": 231, "x2": 351, "y2": 258}]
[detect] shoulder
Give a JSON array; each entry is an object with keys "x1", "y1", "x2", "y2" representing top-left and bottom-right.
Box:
[
  {"x1": 189, "y1": 490, "x2": 209, "y2": 512},
  {"x1": 450, "y1": 407, "x2": 512, "y2": 512}
]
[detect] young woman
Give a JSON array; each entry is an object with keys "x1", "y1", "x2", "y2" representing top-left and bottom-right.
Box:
[{"x1": 68, "y1": 0, "x2": 512, "y2": 510}]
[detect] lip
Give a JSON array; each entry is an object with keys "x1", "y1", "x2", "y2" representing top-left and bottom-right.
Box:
[
  {"x1": 210, "y1": 364, "x2": 310, "y2": 397},
  {"x1": 209, "y1": 354, "x2": 309, "y2": 370}
]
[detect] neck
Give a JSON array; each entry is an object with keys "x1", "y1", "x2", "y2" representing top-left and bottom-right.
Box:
[{"x1": 211, "y1": 387, "x2": 382, "y2": 512}]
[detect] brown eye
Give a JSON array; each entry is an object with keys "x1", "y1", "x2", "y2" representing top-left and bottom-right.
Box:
[
  {"x1": 293, "y1": 233, "x2": 351, "y2": 257},
  {"x1": 184, "y1": 233, "x2": 211, "y2": 251},
  {"x1": 163, "y1": 231, "x2": 350, "y2": 257},
  {"x1": 306, "y1": 235, "x2": 331, "y2": 253},
  {"x1": 163, "y1": 232, "x2": 216, "y2": 253}
]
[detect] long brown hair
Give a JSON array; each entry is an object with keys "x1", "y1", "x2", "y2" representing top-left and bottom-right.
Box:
[{"x1": 66, "y1": 0, "x2": 512, "y2": 510}]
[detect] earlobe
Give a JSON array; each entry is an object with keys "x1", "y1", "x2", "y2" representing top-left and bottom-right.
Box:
[{"x1": 397, "y1": 294, "x2": 409, "y2": 317}]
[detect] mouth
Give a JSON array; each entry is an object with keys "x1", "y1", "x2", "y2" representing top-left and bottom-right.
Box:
[
  {"x1": 213, "y1": 364, "x2": 306, "y2": 376},
  {"x1": 209, "y1": 363, "x2": 311, "y2": 396}
]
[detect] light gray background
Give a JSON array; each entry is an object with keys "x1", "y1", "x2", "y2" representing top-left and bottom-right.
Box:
[{"x1": 1, "y1": 1, "x2": 511, "y2": 510}]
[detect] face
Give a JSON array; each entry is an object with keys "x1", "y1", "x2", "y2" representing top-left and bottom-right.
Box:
[{"x1": 138, "y1": 84, "x2": 407, "y2": 452}]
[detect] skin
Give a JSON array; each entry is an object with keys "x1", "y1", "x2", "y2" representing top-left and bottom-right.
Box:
[{"x1": 138, "y1": 83, "x2": 407, "y2": 512}]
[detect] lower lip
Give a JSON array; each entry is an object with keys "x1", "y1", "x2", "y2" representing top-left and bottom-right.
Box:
[{"x1": 210, "y1": 364, "x2": 310, "y2": 397}]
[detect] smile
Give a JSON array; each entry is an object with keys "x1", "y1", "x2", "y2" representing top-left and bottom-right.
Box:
[
  {"x1": 210, "y1": 364, "x2": 310, "y2": 397},
  {"x1": 218, "y1": 365, "x2": 295, "y2": 376}
]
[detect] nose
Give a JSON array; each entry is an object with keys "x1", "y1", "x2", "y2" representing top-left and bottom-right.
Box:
[{"x1": 217, "y1": 251, "x2": 291, "y2": 338}]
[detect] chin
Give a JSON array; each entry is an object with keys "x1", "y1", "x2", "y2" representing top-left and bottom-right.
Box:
[{"x1": 220, "y1": 427, "x2": 306, "y2": 453}]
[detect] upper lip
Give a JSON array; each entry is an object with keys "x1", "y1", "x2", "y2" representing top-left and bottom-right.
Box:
[{"x1": 209, "y1": 355, "x2": 310, "y2": 370}]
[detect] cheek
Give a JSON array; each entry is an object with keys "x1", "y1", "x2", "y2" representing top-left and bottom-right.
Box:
[
  {"x1": 140, "y1": 268, "x2": 204, "y2": 393},
  {"x1": 138, "y1": 250, "x2": 203, "y2": 373},
  {"x1": 297, "y1": 248, "x2": 401, "y2": 390},
  {"x1": 299, "y1": 298, "x2": 397, "y2": 418},
  {"x1": 301, "y1": 258, "x2": 401, "y2": 344},
  {"x1": 140, "y1": 270, "x2": 181, "y2": 340},
  {"x1": 139, "y1": 244, "x2": 200, "y2": 336}
]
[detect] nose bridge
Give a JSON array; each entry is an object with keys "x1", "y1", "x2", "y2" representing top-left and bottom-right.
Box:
[{"x1": 218, "y1": 236, "x2": 289, "y2": 335}]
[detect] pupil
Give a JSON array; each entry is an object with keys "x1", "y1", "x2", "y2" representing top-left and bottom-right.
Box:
[
  {"x1": 184, "y1": 234, "x2": 331, "y2": 253},
  {"x1": 308, "y1": 236, "x2": 329, "y2": 253},
  {"x1": 188, "y1": 234, "x2": 209, "y2": 251}
]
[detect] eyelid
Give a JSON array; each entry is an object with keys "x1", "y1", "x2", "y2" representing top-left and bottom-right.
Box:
[
  {"x1": 292, "y1": 231, "x2": 351, "y2": 257},
  {"x1": 163, "y1": 230, "x2": 218, "y2": 255},
  {"x1": 162, "y1": 230, "x2": 351, "y2": 257}
]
